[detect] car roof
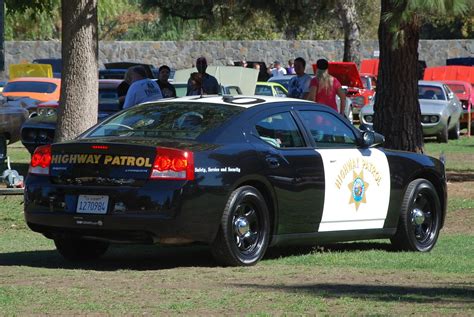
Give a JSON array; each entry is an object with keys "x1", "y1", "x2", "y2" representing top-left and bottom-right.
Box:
[
  {"x1": 143, "y1": 95, "x2": 313, "y2": 109},
  {"x1": 256, "y1": 81, "x2": 286, "y2": 88},
  {"x1": 418, "y1": 80, "x2": 444, "y2": 87},
  {"x1": 7, "y1": 77, "x2": 61, "y2": 84}
]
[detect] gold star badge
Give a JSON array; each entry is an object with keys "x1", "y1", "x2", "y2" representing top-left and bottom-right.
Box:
[{"x1": 348, "y1": 171, "x2": 369, "y2": 211}]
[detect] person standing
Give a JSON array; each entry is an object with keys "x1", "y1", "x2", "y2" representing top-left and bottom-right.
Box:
[
  {"x1": 307, "y1": 59, "x2": 346, "y2": 115},
  {"x1": 271, "y1": 61, "x2": 287, "y2": 78},
  {"x1": 286, "y1": 59, "x2": 296, "y2": 75},
  {"x1": 186, "y1": 57, "x2": 219, "y2": 95},
  {"x1": 156, "y1": 65, "x2": 176, "y2": 98},
  {"x1": 123, "y1": 66, "x2": 163, "y2": 109},
  {"x1": 288, "y1": 57, "x2": 312, "y2": 99}
]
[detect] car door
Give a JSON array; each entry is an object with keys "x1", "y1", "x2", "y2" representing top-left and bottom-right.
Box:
[
  {"x1": 296, "y1": 109, "x2": 391, "y2": 232},
  {"x1": 249, "y1": 108, "x2": 324, "y2": 234}
]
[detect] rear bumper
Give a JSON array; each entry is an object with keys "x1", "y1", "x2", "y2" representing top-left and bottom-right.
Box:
[{"x1": 24, "y1": 176, "x2": 226, "y2": 244}]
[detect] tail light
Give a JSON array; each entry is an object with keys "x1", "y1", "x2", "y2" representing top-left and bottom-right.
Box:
[
  {"x1": 29, "y1": 144, "x2": 52, "y2": 175},
  {"x1": 150, "y1": 148, "x2": 194, "y2": 180}
]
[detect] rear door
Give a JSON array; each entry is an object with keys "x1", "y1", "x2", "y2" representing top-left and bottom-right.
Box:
[
  {"x1": 249, "y1": 108, "x2": 324, "y2": 234},
  {"x1": 296, "y1": 109, "x2": 391, "y2": 232}
]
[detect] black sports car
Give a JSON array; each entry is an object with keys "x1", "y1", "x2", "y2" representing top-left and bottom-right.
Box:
[{"x1": 24, "y1": 96, "x2": 447, "y2": 266}]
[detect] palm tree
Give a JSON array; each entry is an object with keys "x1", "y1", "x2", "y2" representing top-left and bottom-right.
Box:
[{"x1": 373, "y1": 0, "x2": 468, "y2": 152}]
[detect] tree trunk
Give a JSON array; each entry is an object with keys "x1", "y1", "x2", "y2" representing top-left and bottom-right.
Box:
[
  {"x1": 55, "y1": 0, "x2": 98, "y2": 142},
  {"x1": 335, "y1": 0, "x2": 361, "y2": 66},
  {"x1": 373, "y1": 0, "x2": 424, "y2": 153}
]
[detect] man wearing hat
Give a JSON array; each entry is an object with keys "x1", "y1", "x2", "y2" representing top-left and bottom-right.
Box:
[
  {"x1": 270, "y1": 60, "x2": 287, "y2": 78},
  {"x1": 186, "y1": 57, "x2": 219, "y2": 95},
  {"x1": 307, "y1": 58, "x2": 346, "y2": 115}
]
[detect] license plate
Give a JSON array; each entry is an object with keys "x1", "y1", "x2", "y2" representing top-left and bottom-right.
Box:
[{"x1": 76, "y1": 195, "x2": 109, "y2": 214}]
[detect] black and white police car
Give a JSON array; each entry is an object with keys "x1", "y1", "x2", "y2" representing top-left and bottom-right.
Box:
[{"x1": 24, "y1": 96, "x2": 447, "y2": 266}]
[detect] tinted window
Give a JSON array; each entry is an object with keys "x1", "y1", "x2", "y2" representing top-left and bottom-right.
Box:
[
  {"x1": 98, "y1": 88, "x2": 120, "y2": 112},
  {"x1": 255, "y1": 85, "x2": 273, "y2": 96},
  {"x1": 418, "y1": 85, "x2": 446, "y2": 100},
  {"x1": 4, "y1": 81, "x2": 57, "y2": 93},
  {"x1": 255, "y1": 112, "x2": 304, "y2": 148},
  {"x1": 299, "y1": 110, "x2": 357, "y2": 148},
  {"x1": 87, "y1": 102, "x2": 243, "y2": 140},
  {"x1": 274, "y1": 86, "x2": 288, "y2": 97}
]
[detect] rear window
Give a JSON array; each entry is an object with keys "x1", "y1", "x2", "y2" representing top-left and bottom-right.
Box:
[
  {"x1": 87, "y1": 102, "x2": 244, "y2": 140},
  {"x1": 3, "y1": 81, "x2": 57, "y2": 94},
  {"x1": 446, "y1": 84, "x2": 466, "y2": 94}
]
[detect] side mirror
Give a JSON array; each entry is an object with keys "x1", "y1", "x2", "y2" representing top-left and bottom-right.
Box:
[{"x1": 361, "y1": 131, "x2": 385, "y2": 148}]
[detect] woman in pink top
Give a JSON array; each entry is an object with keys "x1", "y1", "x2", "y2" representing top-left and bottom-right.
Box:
[{"x1": 307, "y1": 59, "x2": 346, "y2": 115}]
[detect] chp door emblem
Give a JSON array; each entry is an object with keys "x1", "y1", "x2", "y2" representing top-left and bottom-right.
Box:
[{"x1": 348, "y1": 170, "x2": 369, "y2": 211}]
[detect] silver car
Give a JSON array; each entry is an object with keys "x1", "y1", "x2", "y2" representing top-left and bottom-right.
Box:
[
  {"x1": 360, "y1": 81, "x2": 462, "y2": 143},
  {"x1": 0, "y1": 98, "x2": 29, "y2": 162}
]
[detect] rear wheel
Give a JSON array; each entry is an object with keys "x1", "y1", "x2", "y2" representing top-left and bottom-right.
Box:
[
  {"x1": 437, "y1": 126, "x2": 448, "y2": 143},
  {"x1": 54, "y1": 238, "x2": 109, "y2": 261},
  {"x1": 448, "y1": 121, "x2": 460, "y2": 140},
  {"x1": 391, "y1": 179, "x2": 442, "y2": 252},
  {"x1": 211, "y1": 186, "x2": 270, "y2": 266}
]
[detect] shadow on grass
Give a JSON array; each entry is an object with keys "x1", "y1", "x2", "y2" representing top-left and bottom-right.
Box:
[
  {"x1": 238, "y1": 282, "x2": 474, "y2": 305},
  {"x1": 0, "y1": 244, "x2": 218, "y2": 270},
  {"x1": 0, "y1": 241, "x2": 395, "y2": 271}
]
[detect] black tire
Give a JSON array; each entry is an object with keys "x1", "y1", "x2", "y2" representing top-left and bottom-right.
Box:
[
  {"x1": 54, "y1": 238, "x2": 109, "y2": 261},
  {"x1": 437, "y1": 125, "x2": 448, "y2": 143},
  {"x1": 448, "y1": 121, "x2": 460, "y2": 140},
  {"x1": 211, "y1": 186, "x2": 270, "y2": 266},
  {"x1": 390, "y1": 179, "x2": 442, "y2": 252},
  {"x1": 0, "y1": 135, "x2": 6, "y2": 165}
]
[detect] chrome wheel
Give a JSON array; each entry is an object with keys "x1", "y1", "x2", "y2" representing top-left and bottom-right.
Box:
[{"x1": 233, "y1": 203, "x2": 260, "y2": 253}]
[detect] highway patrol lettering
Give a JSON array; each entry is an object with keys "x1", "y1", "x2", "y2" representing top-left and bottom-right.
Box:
[
  {"x1": 51, "y1": 154, "x2": 152, "y2": 167},
  {"x1": 335, "y1": 157, "x2": 382, "y2": 189}
]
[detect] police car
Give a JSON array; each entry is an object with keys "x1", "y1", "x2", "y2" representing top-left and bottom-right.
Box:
[{"x1": 24, "y1": 96, "x2": 447, "y2": 266}]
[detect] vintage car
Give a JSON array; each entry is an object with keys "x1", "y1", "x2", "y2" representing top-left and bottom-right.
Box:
[
  {"x1": 267, "y1": 75, "x2": 295, "y2": 90},
  {"x1": 0, "y1": 101, "x2": 29, "y2": 163},
  {"x1": 24, "y1": 95, "x2": 446, "y2": 266},
  {"x1": 255, "y1": 82, "x2": 288, "y2": 97},
  {"x1": 360, "y1": 81, "x2": 463, "y2": 142},
  {"x1": 20, "y1": 79, "x2": 122, "y2": 154},
  {"x1": 1, "y1": 77, "x2": 61, "y2": 117},
  {"x1": 173, "y1": 82, "x2": 243, "y2": 97},
  {"x1": 423, "y1": 66, "x2": 474, "y2": 135},
  {"x1": 312, "y1": 62, "x2": 376, "y2": 119}
]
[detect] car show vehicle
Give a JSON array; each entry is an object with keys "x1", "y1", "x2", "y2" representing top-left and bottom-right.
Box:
[
  {"x1": 0, "y1": 102, "x2": 29, "y2": 163},
  {"x1": 267, "y1": 75, "x2": 295, "y2": 90},
  {"x1": 255, "y1": 82, "x2": 288, "y2": 97},
  {"x1": 24, "y1": 95, "x2": 447, "y2": 266},
  {"x1": 173, "y1": 82, "x2": 243, "y2": 97},
  {"x1": 313, "y1": 61, "x2": 376, "y2": 119},
  {"x1": 360, "y1": 81, "x2": 463, "y2": 142},
  {"x1": 423, "y1": 66, "x2": 474, "y2": 135},
  {"x1": 20, "y1": 79, "x2": 122, "y2": 154}
]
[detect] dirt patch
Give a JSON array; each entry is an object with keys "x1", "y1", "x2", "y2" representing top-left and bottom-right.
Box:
[
  {"x1": 447, "y1": 171, "x2": 474, "y2": 182},
  {"x1": 447, "y1": 181, "x2": 474, "y2": 199},
  {"x1": 443, "y1": 209, "x2": 474, "y2": 235}
]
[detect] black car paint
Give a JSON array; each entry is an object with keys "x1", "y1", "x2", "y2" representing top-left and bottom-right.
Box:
[{"x1": 24, "y1": 100, "x2": 447, "y2": 247}]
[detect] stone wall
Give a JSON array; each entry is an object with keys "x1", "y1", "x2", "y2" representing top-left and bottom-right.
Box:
[{"x1": 2, "y1": 39, "x2": 473, "y2": 79}]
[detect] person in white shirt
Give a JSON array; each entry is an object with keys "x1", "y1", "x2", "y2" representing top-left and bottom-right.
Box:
[
  {"x1": 288, "y1": 57, "x2": 312, "y2": 99},
  {"x1": 271, "y1": 60, "x2": 287, "y2": 78},
  {"x1": 123, "y1": 66, "x2": 163, "y2": 109}
]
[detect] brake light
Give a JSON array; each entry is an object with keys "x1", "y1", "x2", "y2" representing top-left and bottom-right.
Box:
[
  {"x1": 29, "y1": 144, "x2": 52, "y2": 175},
  {"x1": 150, "y1": 148, "x2": 194, "y2": 180},
  {"x1": 91, "y1": 145, "x2": 109, "y2": 150}
]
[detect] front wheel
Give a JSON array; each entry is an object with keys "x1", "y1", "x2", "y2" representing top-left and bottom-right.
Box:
[
  {"x1": 437, "y1": 125, "x2": 448, "y2": 143},
  {"x1": 390, "y1": 179, "x2": 442, "y2": 252},
  {"x1": 448, "y1": 121, "x2": 460, "y2": 140},
  {"x1": 211, "y1": 186, "x2": 270, "y2": 266},
  {"x1": 54, "y1": 238, "x2": 109, "y2": 261}
]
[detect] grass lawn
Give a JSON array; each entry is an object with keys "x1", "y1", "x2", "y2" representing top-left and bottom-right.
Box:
[{"x1": 0, "y1": 184, "x2": 473, "y2": 315}]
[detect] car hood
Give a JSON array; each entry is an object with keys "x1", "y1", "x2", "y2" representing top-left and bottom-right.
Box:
[
  {"x1": 424, "y1": 66, "x2": 474, "y2": 84},
  {"x1": 360, "y1": 99, "x2": 448, "y2": 116},
  {"x1": 312, "y1": 62, "x2": 364, "y2": 89}
]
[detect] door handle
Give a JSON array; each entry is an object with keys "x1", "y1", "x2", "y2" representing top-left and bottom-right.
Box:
[{"x1": 265, "y1": 156, "x2": 280, "y2": 168}]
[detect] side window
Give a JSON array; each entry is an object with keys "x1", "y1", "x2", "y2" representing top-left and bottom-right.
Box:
[
  {"x1": 299, "y1": 110, "x2": 357, "y2": 148},
  {"x1": 274, "y1": 86, "x2": 288, "y2": 97},
  {"x1": 255, "y1": 85, "x2": 272, "y2": 96},
  {"x1": 255, "y1": 112, "x2": 305, "y2": 148}
]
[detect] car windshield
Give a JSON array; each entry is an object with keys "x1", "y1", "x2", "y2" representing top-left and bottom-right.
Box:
[
  {"x1": 87, "y1": 102, "x2": 244, "y2": 140},
  {"x1": 418, "y1": 85, "x2": 446, "y2": 101},
  {"x1": 361, "y1": 77, "x2": 371, "y2": 89},
  {"x1": 446, "y1": 84, "x2": 466, "y2": 95},
  {"x1": 3, "y1": 81, "x2": 57, "y2": 94},
  {"x1": 268, "y1": 78, "x2": 291, "y2": 90}
]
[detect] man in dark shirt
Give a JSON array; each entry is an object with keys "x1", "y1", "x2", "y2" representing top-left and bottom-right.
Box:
[
  {"x1": 156, "y1": 65, "x2": 176, "y2": 98},
  {"x1": 186, "y1": 57, "x2": 219, "y2": 95}
]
